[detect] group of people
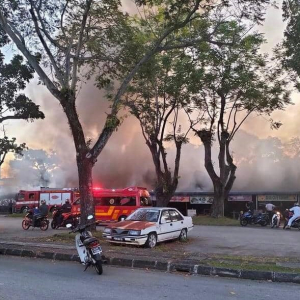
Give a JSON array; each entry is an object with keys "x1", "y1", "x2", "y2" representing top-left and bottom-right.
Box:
[
  {"x1": 245, "y1": 200, "x2": 300, "y2": 229},
  {"x1": 31, "y1": 199, "x2": 72, "y2": 227}
]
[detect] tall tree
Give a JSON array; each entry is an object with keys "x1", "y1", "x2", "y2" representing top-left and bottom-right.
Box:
[
  {"x1": 0, "y1": 0, "x2": 274, "y2": 221},
  {"x1": 0, "y1": 28, "x2": 44, "y2": 166},
  {"x1": 186, "y1": 22, "x2": 291, "y2": 217},
  {"x1": 282, "y1": 1, "x2": 300, "y2": 83},
  {"x1": 124, "y1": 51, "x2": 193, "y2": 207},
  {"x1": 0, "y1": 0, "x2": 225, "y2": 222}
]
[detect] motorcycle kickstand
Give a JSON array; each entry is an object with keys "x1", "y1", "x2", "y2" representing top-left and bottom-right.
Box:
[{"x1": 83, "y1": 262, "x2": 91, "y2": 272}]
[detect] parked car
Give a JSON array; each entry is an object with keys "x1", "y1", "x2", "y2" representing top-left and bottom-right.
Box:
[{"x1": 103, "y1": 207, "x2": 193, "y2": 248}]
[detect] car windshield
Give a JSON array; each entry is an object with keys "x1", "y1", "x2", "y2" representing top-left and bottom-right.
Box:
[{"x1": 127, "y1": 209, "x2": 159, "y2": 222}]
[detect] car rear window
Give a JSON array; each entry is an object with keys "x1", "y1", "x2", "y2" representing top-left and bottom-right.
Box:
[{"x1": 169, "y1": 210, "x2": 184, "y2": 221}]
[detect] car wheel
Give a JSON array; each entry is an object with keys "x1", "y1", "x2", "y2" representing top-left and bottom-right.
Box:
[
  {"x1": 179, "y1": 229, "x2": 187, "y2": 242},
  {"x1": 145, "y1": 233, "x2": 157, "y2": 248}
]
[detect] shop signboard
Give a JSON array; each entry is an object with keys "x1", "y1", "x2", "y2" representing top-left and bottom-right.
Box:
[
  {"x1": 257, "y1": 195, "x2": 297, "y2": 202},
  {"x1": 190, "y1": 196, "x2": 213, "y2": 205},
  {"x1": 228, "y1": 195, "x2": 252, "y2": 202},
  {"x1": 170, "y1": 196, "x2": 189, "y2": 203}
]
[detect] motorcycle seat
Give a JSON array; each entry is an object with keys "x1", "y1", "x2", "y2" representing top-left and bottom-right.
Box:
[{"x1": 82, "y1": 237, "x2": 98, "y2": 246}]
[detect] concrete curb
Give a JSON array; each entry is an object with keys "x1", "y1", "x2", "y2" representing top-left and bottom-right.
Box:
[{"x1": 1, "y1": 246, "x2": 300, "y2": 284}]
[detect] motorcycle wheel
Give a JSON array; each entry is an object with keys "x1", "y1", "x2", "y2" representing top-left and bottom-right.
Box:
[
  {"x1": 240, "y1": 219, "x2": 248, "y2": 226},
  {"x1": 271, "y1": 220, "x2": 276, "y2": 228},
  {"x1": 22, "y1": 220, "x2": 30, "y2": 230},
  {"x1": 51, "y1": 220, "x2": 57, "y2": 229},
  {"x1": 94, "y1": 260, "x2": 103, "y2": 275},
  {"x1": 40, "y1": 220, "x2": 49, "y2": 231},
  {"x1": 260, "y1": 220, "x2": 268, "y2": 227}
]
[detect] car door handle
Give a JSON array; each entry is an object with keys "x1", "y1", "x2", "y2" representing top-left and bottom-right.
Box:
[{"x1": 170, "y1": 223, "x2": 173, "y2": 226}]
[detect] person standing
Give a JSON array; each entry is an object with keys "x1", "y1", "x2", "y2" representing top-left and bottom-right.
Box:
[
  {"x1": 265, "y1": 202, "x2": 275, "y2": 224},
  {"x1": 246, "y1": 200, "x2": 254, "y2": 213}
]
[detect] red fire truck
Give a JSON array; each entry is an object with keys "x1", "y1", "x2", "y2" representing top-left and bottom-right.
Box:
[
  {"x1": 14, "y1": 188, "x2": 80, "y2": 213},
  {"x1": 71, "y1": 186, "x2": 152, "y2": 222}
]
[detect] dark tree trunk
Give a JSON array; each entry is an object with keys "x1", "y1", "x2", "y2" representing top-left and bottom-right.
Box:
[
  {"x1": 211, "y1": 185, "x2": 225, "y2": 218},
  {"x1": 155, "y1": 185, "x2": 175, "y2": 207},
  {"x1": 77, "y1": 157, "x2": 94, "y2": 224},
  {"x1": 61, "y1": 93, "x2": 95, "y2": 225}
]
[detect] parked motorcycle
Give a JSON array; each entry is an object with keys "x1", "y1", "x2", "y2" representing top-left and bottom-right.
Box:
[
  {"x1": 51, "y1": 206, "x2": 80, "y2": 229},
  {"x1": 67, "y1": 215, "x2": 103, "y2": 275},
  {"x1": 240, "y1": 211, "x2": 269, "y2": 227},
  {"x1": 271, "y1": 211, "x2": 281, "y2": 228},
  {"x1": 22, "y1": 210, "x2": 49, "y2": 231}
]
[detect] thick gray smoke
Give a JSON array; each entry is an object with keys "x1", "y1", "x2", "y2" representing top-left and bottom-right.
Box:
[{"x1": 3, "y1": 77, "x2": 300, "y2": 194}]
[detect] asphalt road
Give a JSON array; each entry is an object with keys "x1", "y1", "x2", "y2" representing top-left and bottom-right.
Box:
[
  {"x1": 2, "y1": 215, "x2": 300, "y2": 257},
  {"x1": 0, "y1": 256, "x2": 299, "y2": 300}
]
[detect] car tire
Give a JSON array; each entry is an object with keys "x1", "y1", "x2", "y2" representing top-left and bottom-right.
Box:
[
  {"x1": 179, "y1": 229, "x2": 187, "y2": 242},
  {"x1": 145, "y1": 233, "x2": 157, "y2": 248}
]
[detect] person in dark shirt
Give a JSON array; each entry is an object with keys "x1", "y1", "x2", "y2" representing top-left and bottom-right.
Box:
[
  {"x1": 33, "y1": 200, "x2": 48, "y2": 227},
  {"x1": 61, "y1": 199, "x2": 72, "y2": 213},
  {"x1": 57, "y1": 199, "x2": 72, "y2": 226},
  {"x1": 246, "y1": 201, "x2": 254, "y2": 213}
]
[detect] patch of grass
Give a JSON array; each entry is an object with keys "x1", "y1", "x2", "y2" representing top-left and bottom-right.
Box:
[
  {"x1": 6, "y1": 213, "x2": 25, "y2": 218},
  {"x1": 208, "y1": 261, "x2": 300, "y2": 274},
  {"x1": 192, "y1": 215, "x2": 239, "y2": 226},
  {"x1": 207, "y1": 254, "x2": 300, "y2": 264},
  {"x1": 35, "y1": 231, "x2": 105, "y2": 244}
]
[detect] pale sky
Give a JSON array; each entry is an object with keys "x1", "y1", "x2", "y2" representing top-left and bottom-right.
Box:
[{"x1": 1, "y1": 2, "x2": 299, "y2": 190}]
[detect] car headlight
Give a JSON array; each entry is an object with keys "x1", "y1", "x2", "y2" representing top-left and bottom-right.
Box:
[
  {"x1": 104, "y1": 227, "x2": 112, "y2": 234},
  {"x1": 128, "y1": 230, "x2": 141, "y2": 236}
]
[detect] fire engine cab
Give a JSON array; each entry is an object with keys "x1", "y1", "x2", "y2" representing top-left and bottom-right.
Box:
[{"x1": 14, "y1": 188, "x2": 80, "y2": 213}]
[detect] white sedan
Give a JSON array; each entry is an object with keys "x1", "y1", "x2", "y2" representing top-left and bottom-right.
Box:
[{"x1": 103, "y1": 207, "x2": 193, "y2": 248}]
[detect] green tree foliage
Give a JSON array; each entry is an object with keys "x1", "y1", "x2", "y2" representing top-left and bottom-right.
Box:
[
  {"x1": 282, "y1": 0, "x2": 300, "y2": 87},
  {"x1": 186, "y1": 22, "x2": 291, "y2": 217},
  {"x1": 0, "y1": 0, "x2": 214, "y2": 222},
  {"x1": 123, "y1": 50, "x2": 192, "y2": 207},
  {"x1": 0, "y1": 28, "x2": 44, "y2": 166},
  {"x1": 0, "y1": 136, "x2": 26, "y2": 166}
]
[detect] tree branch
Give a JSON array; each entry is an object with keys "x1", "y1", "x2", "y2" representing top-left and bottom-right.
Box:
[
  {"x1": 71, "y1": 0, "x2": 93, "y2": 92},
  {"x1": 90, "y1": 0, "x2": 203, "y2": 160},
  {"x1": 29, "y1": 1, "x2": 65, "y2": 86},
  {"x1": 0, "y1": 11, "x2": 61, "y2": 100}
]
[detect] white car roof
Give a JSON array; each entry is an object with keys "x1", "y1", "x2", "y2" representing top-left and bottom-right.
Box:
[{"x1": 137, "y1": 207, "x2": 178, "y2": 211}]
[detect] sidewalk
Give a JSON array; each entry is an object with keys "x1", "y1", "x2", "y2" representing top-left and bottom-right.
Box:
[{"x1": 1, "y1": 239, "x2": 300, "y2": 284}]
